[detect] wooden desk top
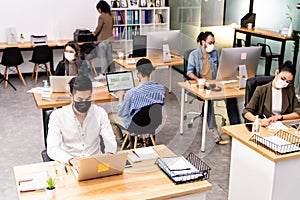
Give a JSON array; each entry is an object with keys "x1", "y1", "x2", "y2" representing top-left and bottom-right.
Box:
[
  {"x1": 222, "y1": 124, "x2": 300, "y2": 162},
  {"x1": 114, "y1": 55, "x2": 183, "y2": 70},
  {"x1": 178, "y1": 81, "x2": 245, "y2": 101},
  {"x1": 14, "y1": 145, "x2": 212, "y2": 200},
  {"x1": 32, "y1": 86, "x2": 116, "y2": 109},
  {"x1": 234, "y1": 27, "x2": 293, "y2": 40},
  {"x1": 0, "y1": 40, "x2": 69, "y2": 50}
]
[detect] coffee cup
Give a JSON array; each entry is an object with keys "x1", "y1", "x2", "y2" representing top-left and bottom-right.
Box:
[
  {"x1": 247, "y1": 23, "x2": 253, "y2": 29},
  {"x1": 198, "y1": 78, "x2": 206, "y2": 92}
]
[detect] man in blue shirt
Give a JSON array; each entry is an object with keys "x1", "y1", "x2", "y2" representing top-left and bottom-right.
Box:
[{"x1": 108, "y1": 58, "x2": 165, "y2": 143}]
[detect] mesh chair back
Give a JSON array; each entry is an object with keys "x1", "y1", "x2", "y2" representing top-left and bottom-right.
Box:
[
  {"x1": 30, "y1": 45, "x2": 52, "y2": 64},
  {"x1": 245, "y1": 76, "x2": 274, "y2": 106},
  {"x1": 183, "y1": 49, "x2": 196, "y2": 80},
  {"x1": 257, "y1": 43, "x2": 275, "y2": 57},
  {"x1": 1, "y1": 47, "x2": 24, "y2": 66},
  {"x1": 127, "y1": 103, "x2": 163, "y2": 134}
]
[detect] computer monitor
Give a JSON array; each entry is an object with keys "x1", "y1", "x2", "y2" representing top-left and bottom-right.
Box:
[
  {"x1": 146, "y1": 30, "x2": 181, "y2": 57},
  {"x1": 132, "y1": 35, "x2": 147, "y2": 57},
  {"x1": 216, "y1": 46, "x2": 262, "y2": 81}
]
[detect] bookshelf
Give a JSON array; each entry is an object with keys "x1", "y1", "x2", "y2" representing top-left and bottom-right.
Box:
[{"x1": 111, "y1": 7, "x2": 169, "y2": 55}]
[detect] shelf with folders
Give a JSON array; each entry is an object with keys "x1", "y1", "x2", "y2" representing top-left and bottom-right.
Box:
[
  {"x1": 112, "y1": 7, "x2": 169, "y2": 40},
  {"x1": 113, "y1": 25, "x2": 140, "y2": 40}
]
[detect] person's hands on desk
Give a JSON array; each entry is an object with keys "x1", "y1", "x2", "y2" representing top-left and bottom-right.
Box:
[
  {"x1": 69, "y1": 157, "x2": 81, "y2": 171},
  {"x1": 115, "y1": 90, "x2": 125, "y2": 103}
]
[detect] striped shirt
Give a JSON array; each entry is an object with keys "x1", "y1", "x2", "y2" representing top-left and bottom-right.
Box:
[{"x1": 117, "y1": 81, "x2": 165, "y2": 128}]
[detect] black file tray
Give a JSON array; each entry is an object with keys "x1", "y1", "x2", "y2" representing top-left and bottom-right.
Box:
[
  {"x1": 156, "y1": 152, "x2": 211, "y2": 184},
  {"x1": 249, "y1": 130, "x2": 300, "y2": 155}
]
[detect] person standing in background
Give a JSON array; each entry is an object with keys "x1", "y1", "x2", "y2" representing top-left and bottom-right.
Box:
[{"x1": 93, "y1": 0, "x2": 115, "y2": 74}]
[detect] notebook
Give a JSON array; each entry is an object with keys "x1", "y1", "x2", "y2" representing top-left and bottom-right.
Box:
[
  {"x1": 105, "y1": 71, "x2": 135, "y2": 97},
  {"x1": 49, "y1": 76, "x2": 74, "y2": 93},
  {"x1": 71, "y1": 152, "x2": 128, "y2": 181}
]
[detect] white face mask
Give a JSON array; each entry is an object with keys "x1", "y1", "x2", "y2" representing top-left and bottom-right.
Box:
[
  {"x1": 64, "y1": 52, "x2": 75, "y2": 62},
  {"x1": 275, "y1": 78, "x2": 289, "y2": 89},
  {"x1": 205, "y1": 44, "x2": 214, "y2": 53}
]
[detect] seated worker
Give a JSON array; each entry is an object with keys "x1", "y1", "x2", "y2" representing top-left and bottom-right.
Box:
[
  {"x1": 108, "y1": 58, "x2": 165, "y2": 143},
  {"x1": 54, "y1": 41, "x2": 88, "y2": 76},
  {"x1": 243, "y1": 60, "x2": 300, "y2": 126},
  {"x1": 47, "y1": 75, "x2": 117, "y2": 166},
  {"x1": 187, "y1": 31, "x2": 241, "y2": 143}
]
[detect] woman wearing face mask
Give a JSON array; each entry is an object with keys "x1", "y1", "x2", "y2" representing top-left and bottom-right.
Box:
[
  {"x1": 54, "y1": 41, "x2": 88, "y2": 76},
  {"x1": 243, "y1": 60, "x2": 300, "y2": 126}
]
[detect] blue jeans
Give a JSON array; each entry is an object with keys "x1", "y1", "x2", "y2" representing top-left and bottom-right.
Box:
[
  {"x1": 96, "y1": 41, "x2": 115, "y2": 73},
  {"x1": 207, "y1": 100, "x2": 217, "y2": 129}
]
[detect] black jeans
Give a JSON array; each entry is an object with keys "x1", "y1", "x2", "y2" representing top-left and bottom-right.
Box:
[{"x1": 225, "y1": 98, "x2": 241, "y2": 125}]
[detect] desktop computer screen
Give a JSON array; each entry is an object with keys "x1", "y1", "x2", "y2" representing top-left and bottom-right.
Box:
[
  {"x1": 216, "y1": 46, "x2": 262, "y2": 81},
  {"x1": 132, "y1": 35, "x2": 147, "y2": 57},
  {"x1": 146, "y1": 30, "x2": 181, "y2": 57}
]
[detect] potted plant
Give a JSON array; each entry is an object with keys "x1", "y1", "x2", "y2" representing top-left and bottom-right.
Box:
[{"x1": 46, "y1": 176, "x2": 56, "y2": 198}]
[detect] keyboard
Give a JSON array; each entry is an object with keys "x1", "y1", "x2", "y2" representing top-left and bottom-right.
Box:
[{"x1": 221, "y1": 80, "x2": 238, "y2": 84}]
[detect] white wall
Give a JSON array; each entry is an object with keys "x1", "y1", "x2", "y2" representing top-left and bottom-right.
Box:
[
  {"x1": 0, "y1": 0, "x2": 102, "y2": 74},
  {"x1": 0, "y1": 0, "x2": 100, "y2": 41}
]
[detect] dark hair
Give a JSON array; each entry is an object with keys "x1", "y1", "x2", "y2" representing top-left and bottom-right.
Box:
[
  {"x1": 63, "y1": 41, "x2": 81, "y2": 63},
  {"x1": 96, "y1": 0, "x2": 111, "y2": 15},
  {"x1": 136, "y1": 58, "x2": 154, "y2": 77},
  {"x1": 279, "y1": 60, "x2": 296, "y2": 78},
  {"x1": 69, "y1": 75, "x2": 92, "y2": 94},
  {"x1": 196, "y1": 31, "x2": 214, "y2": 43}
]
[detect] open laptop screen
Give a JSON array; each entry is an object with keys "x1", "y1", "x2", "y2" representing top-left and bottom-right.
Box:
[{"x1": 106, "y1": 71, "x2": 135, "y2": 93}]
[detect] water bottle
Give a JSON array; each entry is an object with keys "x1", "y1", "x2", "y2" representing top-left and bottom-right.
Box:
[
  {"x1": 252, "y1": 115, "x2": 260, "y2": 135},
  {"x1": 42, "y1": 80, "x2": 52, "y2": 100}
]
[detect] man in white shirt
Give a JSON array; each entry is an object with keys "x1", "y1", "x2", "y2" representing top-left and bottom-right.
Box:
[{"x1": 47, "y1": 75, "x2": 117, "y2": 166}]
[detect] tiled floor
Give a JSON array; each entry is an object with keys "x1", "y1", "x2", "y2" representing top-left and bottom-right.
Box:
[{"x1": 0, "y1": 67, "x2": 232, "y2": 200}]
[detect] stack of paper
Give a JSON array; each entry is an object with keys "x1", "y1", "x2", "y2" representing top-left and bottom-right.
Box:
[
  {"x1": 19, "y1": 171, "x2": 48, "y2": 192},
  {"x1": 267, "y1": 121, "x2": 288, "y2": 130},
  {"x1": 156, "y1": 156, "x2": 203, "y2": 183},
  {"x1": 128, "y1": 146, "x2": 160, "y2": 163}
]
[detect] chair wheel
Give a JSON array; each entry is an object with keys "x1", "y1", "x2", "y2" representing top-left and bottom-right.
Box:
[{"x1": 187, "y1": 123, "x2": 193, "y2": 128}]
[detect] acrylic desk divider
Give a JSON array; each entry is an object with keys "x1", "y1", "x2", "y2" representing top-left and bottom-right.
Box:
[
  {"x1": 156, "y1": 152, "x2": 211, "y2": 184},
  {"x1": 249, "y1": 130, "x2": 300, "y2": 155}
]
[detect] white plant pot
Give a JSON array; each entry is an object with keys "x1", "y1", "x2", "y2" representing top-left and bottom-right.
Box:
[{"x1": 46, "y1": 188, "x2": 56, "y2": 198}]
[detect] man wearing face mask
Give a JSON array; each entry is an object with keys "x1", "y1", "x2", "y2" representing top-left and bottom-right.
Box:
[
  {"x1": 187, "y1": 31, "x2": 240, "y2": 144},
  {"x1": 243, "y1": 61, "x2": 300, "y2": 126},
  {"x1": 54, "y1": 41, "x2": 89, "y2": 77},
  {"x1": 47, "y1": 75, "x2": 117, "y2": 166}
]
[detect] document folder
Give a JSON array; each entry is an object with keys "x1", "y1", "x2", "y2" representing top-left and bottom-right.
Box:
[{"x1": 156, "y1": 153, "x2": 211, "y2": 184}]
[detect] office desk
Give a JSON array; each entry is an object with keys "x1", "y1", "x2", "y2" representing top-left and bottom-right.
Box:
[
  {"x1": 178, "y1": 81, "x2": 245, "y2": 152},
  {"x1": 233, "y1": 27, "x2": 296, "y2": 66},
  {"x1": 222, "y1": 124, "x2": 300, "y2": 200},
  {"x1": 0, "y1": 40, "x2": 70, "y2": 73},
  {"x1": 13, "y1": 145, "x2": 212, "y2": 200},
  {"x1": 32, "y1": 85, "x2": 117, "y2": 146},
  {"x1": 114, "y1": 55, "x2": 184, "y2": 93}
]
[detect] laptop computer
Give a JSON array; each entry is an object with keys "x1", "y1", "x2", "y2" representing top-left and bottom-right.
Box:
[
  {"x1": 49, "y1": 76, "x2": 74, "y2": 93},
  {"x1": 105, "y1": 71, "x2": 135, "y2": 98},
  {"x1": 71, "y1": 152, "x2": 128, "y2": 181}
]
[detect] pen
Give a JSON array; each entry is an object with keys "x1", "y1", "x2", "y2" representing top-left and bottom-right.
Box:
[
  {"x1": 132, "y1": 150, "x2": 140, "y2": 158},
  {"x1": 65, "y1": 166, "x2": 68, "y2": 175}
]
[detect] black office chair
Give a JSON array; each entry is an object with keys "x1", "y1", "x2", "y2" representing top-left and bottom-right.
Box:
[
  {"x1": 29, "y1": 45, "x2": 52, "y2": 83},
  {"x1": 257, "y1": 43, "x2": 280, "y2": 76},
  {"x1": 80, "y1": 42, "x2": 98, "y2": 76},
  {"x1": 0, "y1": 47, "x2": 26, "y2": 88},
  {"x1": 244, "y1": 76, "x2": 274, "y2": 123},
  {"x1": 182, "y1": 49, "x2": 204, "y2": 128},
  {"x1": 120, "y1": 103, "x2": 163, "y2": 150},
  {"x1": 41, "y1": 109, "x2": 55, "y2": 162}
]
